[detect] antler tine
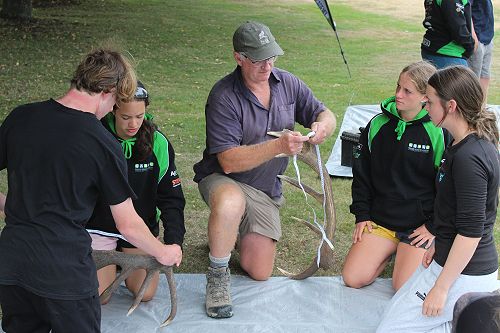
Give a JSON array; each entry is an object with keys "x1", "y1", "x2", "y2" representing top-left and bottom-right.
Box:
[
  {"x1": 277, "y1": 258, "x2": 320, "y2": 280},
  {"x1": 278, "y1": 175, "x2": 324, "y2": 202},
  {"x1": 127, "y1": 270, "x2": 156, "y2": 316},
  {"x1": 290, "y1": 216, "x2": 322, "y2": 235},
  {"x1": 159, "y1": 266, "x2": 177, "y2": 327},
  {"x1": 100, "y1": 266, "x2": 135, "y2": 304},
  {"x1": 91, "y1": 250, "x2": 177, "y2": 327}
]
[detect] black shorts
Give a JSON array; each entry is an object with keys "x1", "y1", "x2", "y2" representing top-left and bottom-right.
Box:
[{"x1": 0, "y1": 285, "x2": 100, "y2": 333}]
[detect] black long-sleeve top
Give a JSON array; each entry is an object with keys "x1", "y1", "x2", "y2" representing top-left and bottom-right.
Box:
[
  {"x1": 421, "y1": 0, "x2": 474, "y2": 59},
  {"x1": 86, "y1": 115, "x2": 186, "y2": 246},
  {"x1": 433, "y1": 134, "x2": 499, "y2": 275}
]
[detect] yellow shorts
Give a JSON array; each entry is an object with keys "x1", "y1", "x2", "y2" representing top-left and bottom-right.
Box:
[
  {"x1": 362, "y1": 222, "x2": 431, "y2": 248},
  {"x1": 363, "y1": 222, "x2": 399, "y2": 244}
]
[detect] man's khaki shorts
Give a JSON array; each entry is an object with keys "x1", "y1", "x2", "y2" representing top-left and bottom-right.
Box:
[{"x1": 198, "y1": 173, "x2": 284, "y2": 241}]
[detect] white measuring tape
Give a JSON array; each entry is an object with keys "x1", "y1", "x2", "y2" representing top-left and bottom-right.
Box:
[{"x1": 291, "y1": 136, "x2": 334, "y2": 268}]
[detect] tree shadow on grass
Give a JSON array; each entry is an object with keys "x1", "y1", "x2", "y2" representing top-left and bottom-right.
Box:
[
  {"x1": 32, "y1": 0, "x2": 83, "y2": 8},
  {"x1": 0, "y1": 0, "x2": 92, "y2": 36}
]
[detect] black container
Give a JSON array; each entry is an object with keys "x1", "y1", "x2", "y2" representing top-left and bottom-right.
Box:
[{"x1": 340, "y1": 131, "x2": 361, "y2": 167}]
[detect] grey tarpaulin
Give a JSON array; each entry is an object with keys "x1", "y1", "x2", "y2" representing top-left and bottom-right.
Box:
[
  {"x1": 326, "y1": 105, "x2": 500, "y2": 178},
  {"x1": 96, "y1": 274, "x2": 393, "y2": 332},
  {"x1": 1, "y1": 274, "x2": 498, "y2": 332}
]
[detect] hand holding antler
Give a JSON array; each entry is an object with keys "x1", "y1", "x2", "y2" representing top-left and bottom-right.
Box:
[
  {"x1": 156, "y1": 244, "x2": 183, "y2": 267},
  {"x1": 278, "y1": 130, "x2": 309, "y2": 155},
  {"x1": 309, "y1": 109, "x2": 336, "y2": 145}
]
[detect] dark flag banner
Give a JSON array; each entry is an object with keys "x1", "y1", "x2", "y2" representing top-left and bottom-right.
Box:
[
  {"x1": 314, "y1": 0, "x2": 351, "y2": 78},
  {"x1": 314, "y1": 0, "x2": 335, "y2": 29}
]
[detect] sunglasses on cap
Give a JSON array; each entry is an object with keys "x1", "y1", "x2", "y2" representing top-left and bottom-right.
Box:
[{"x1": 135, "y1": 86, "x2": 148, "y2": 100}]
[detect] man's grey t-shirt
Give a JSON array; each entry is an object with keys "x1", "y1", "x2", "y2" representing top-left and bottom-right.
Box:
[{"x1": 193, "y1": 66, "x2": 324, "y2": 198}]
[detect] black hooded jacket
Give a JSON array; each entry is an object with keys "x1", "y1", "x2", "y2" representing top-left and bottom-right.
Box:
[{"x1": 350, "y1": 96, "x2": 450, "y2": 233}]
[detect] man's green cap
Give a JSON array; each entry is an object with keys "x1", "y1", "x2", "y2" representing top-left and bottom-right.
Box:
[{"x1": 233, "y1": 21, "x2": 284, "y2": 61}]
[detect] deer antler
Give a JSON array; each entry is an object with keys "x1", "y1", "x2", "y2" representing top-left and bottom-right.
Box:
[
  {"x1": 268, "y1": 131, "x2": 337, "y2": 280},
  {"x1": 92, "y1": 250, "x2": 177, "y2": 327}
]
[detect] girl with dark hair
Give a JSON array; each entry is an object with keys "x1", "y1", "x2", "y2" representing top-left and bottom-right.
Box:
[
  {"x1": 377, "y1": 66, "x2": 499, "y2": 332},
  {"x1": 86, "y1": 81, "x2": 186, "y2": 302}
]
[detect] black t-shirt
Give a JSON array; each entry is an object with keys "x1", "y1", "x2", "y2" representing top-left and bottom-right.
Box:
[
  {"x1": 0, "y1": 99, "x2": 135, "y2": 300},
  {"x1": 433, "y1": 134, "x2": 499, "y2": 275}
]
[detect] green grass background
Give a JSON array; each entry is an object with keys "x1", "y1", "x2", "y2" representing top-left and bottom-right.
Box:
[{"x1": 0, "y1": 0, "x2": 499, "y2": 278}]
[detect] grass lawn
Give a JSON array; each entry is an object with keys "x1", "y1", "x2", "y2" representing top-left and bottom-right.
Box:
[{"x1": 0, "y1": 0, "x2": 499, "y2": 279}]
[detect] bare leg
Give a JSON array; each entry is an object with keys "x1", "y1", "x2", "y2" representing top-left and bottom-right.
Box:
[
  {"x1": 207, "y1": 183, "x2": 245, "y2": 258},
  {"x1": 240, "y1": 232, "x2": 276, "y2": 280},
  {"x1": 122, "y1": 247, "x2": 160, "y2": 301},
  {"x1": 96, "y1": 265, "x2": 117, "y2": 304},
  {"x1": 342, "y1": 233, "x2": 397, "y2": 288},
  {"x1": 204, "y1": 182, "x2": 244, "y2": 319},
  {"x1": 392, "y1": 242, "x2": 426, "y2": 291},
  {"x1": 480, "y1": 77, "x2": 490, "y2": 103}
]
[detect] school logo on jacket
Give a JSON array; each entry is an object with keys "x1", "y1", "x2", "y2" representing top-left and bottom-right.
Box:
[
  {"x1": 438, "y1": 171, "x2": 445, "y2": 182},
  {"x1": 438, "y1": 158, "x2": 446, "y2": 182},
  {"x1": 135, "y1": 162, "x2": 154, "y2": 172},
  {"x1": 407, "y1": 142, "x2": 430, "y2": 154}
]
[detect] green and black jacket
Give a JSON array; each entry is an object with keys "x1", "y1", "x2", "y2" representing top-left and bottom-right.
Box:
[
  {"x1": 421, "y1": 0, "x2": 474, "y2": 59},
  {"x1": 350, "y1": 96, "x2": 450, "y2": 233},
  {"x1": 86, "y1": 113, "x2": 186, "y2": 246}
]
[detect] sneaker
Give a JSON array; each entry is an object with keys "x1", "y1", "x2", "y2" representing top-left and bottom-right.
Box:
[{"x1": 205, "y1": 266, "x2": 233, "y2": 318}]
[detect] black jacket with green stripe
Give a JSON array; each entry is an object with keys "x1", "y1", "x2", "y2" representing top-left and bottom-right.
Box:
[
  {"x1": 350, "y1": 96, "x2": 450, "y2": 233},
  {"x1": 86, "y1": 114, "x2": 186, "y2": 246},
  {"x1": 421, "y1": 0, "x2": 474, "y2": 59}
]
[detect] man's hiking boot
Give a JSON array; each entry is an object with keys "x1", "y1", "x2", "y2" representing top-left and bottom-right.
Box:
[{"x1": 205, "y1": 266, "x2": 233, "y2": 318}]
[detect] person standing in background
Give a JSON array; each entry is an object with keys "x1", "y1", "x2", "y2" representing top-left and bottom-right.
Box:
[
  {"x1": 421, "y1": 0, "x2": 475, "y2": 69},
  {"x1": 468, "y1": 0, "x2": 494, "y2": 101}
]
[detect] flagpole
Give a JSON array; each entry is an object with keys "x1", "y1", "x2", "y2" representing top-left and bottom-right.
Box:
[{"x1": 314, "y1": 0, "x2": 351, "y2": 78}]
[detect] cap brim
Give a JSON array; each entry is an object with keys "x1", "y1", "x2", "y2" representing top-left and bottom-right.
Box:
[{"x1": 245, "y1": 41, "x2": 284, "y2": 61}]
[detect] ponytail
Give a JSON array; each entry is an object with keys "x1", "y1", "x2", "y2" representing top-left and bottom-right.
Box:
[{"x1": 476, "y1": 106, "x2": 499, "y2": 146}]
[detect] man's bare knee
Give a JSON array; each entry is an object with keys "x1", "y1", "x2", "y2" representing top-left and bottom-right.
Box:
[
  {"x1": 239, "y1": 233, "x2": 275, "y2": 281},
  {"x1": 241, "y1": 259, "x2": 273, "y2": 281},
  {"x1": 246, "y1": 268, "x2": 272, "y2": 281},
  {"x1": 209, "y1": 184, "x2": 245, "y2": 219}
]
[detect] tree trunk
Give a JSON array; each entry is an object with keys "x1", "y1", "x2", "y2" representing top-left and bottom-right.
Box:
[{"x1": 0, "y1": 0, "x2": 32, "y2": 20}]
